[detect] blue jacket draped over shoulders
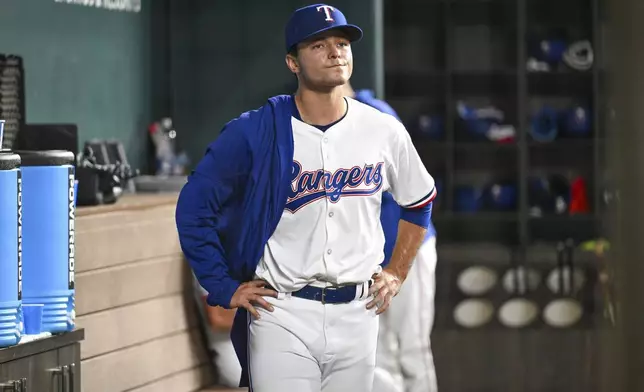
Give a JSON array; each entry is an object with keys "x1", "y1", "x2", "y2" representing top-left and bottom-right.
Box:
[{"x1": 175, "y1": 95, "x2": 295, "y2": 387}]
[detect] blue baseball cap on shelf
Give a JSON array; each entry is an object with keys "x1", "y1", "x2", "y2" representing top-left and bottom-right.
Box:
[{"x1": 285, "y1": 4, "x2": 363, "y2": 53}]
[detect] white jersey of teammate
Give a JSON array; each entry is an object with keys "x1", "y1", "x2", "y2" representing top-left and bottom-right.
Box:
[
  {"x1": 254, "y1": 97, "x2": 436, "y2": 291},
  {"x1": 192, "y1": 276, "x2": 242, "y2": 387}
]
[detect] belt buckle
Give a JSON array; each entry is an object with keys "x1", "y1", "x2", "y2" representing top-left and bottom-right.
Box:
[{"x1": 320, "y1": 287, "x2": 327, "y2": 304}]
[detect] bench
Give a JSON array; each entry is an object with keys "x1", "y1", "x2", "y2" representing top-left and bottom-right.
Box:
[{"x1": 75, "y1": 194, "x2": 235, "y2": 391}]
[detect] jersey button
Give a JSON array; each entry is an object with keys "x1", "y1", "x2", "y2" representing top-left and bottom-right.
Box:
[
  {"x1": 328, "y1": 212, "x2": 334, "y2": 217},
  {"x1": 323, "y1": 137, "x2": 328, "y2": 143},
  {"x1": 327, "y1": 249, "x2": 332, "y2": 255}
]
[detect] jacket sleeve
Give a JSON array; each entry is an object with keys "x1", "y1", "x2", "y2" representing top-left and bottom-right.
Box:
[{"x1": 175, "y1": 124, "x2": 251, "y2": 308}]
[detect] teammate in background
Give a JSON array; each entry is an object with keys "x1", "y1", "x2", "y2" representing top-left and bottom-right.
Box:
[
  {"x1": 192, "y1": 275, "x2": 241, "y2": 387},
  {"x1": 344, "y1": 84, "x2": 438, "y2": 392},
  {"x1": 176, "y1": 4, "x2": 436, "y2": 391}
]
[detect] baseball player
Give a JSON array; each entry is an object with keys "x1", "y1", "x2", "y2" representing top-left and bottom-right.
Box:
[
  {"x1": 175, "y1": 4, "x2": 436, "y2": 392},
  {"x1": 192, "y1": 275, "x2": 242, "y2": 387},
  {"x1": 342, "y1": 84, "x2": 439, "y2": 392}
]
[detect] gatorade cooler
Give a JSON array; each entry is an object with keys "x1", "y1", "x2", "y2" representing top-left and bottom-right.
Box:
[
  {"x1": 17, "y1": 150, "x2": 76, "y2": 334},
  {"x1": 0, "y1": 151, "x2": 23, "y2": 347}
]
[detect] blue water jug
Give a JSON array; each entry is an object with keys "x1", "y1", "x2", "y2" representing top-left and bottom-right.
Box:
[
  {"x1": 17, "y1": 150, "x2": 76, "y2": 334},
  {"x1": 0, "y1": 151, "x2": 23, "y2": 347}
]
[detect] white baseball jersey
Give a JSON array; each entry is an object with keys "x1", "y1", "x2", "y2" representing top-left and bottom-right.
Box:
[{"x1": 254, "y1": 97, "x2": 436, "y2": 292}]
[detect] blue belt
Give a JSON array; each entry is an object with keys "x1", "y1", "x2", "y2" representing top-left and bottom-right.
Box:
[{"x1": 289, "y1": 281, "x2": 372, "y2": 304}]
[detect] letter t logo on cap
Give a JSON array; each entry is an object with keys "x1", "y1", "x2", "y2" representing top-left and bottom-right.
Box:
[{"x1": 317, "y1": 5, "x2": 335, "y2": 22}]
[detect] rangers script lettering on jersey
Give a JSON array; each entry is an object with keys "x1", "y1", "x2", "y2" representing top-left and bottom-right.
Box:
[
  {"x1": 254, "y1": 97, "x2": 436, "y2": 292},
  {"x1": 286, "y1": 161, "x2": 384, "y2": 212}
]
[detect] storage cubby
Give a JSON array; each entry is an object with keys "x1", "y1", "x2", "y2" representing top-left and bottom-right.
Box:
[{"x1": 384, "y1": 0, "x2": 603, "y2": 247}]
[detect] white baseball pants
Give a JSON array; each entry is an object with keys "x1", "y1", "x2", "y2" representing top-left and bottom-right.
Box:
[
  {"x1": 247, "y1": 289, "x2": 379, "y2": 392},
  {"x1": 210, "y1": 334, "x2": 242, "y2": 387},
  {"x1": 373, "y1": 237, "x2": 438, "y2": 392}
]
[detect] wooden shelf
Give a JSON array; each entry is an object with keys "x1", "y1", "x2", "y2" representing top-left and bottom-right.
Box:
[
  {"x1": 434, "y1": 212, "x2": 519, "y2": 244},
  {"x1": 528, "y1": 139, "x2": 596, "y2": 168},
  {"x1": 529, "y1": 215, "x2": 599, "y2": 243},
  {"x1": 385, "y1": 72, "x2": 445, "y2": 98},
  {"x1": 527, "y1": 72, "x2": 593, "y2": 96},
  {"x1": 450, "y1": 0, "x2": 517, "y2": 27},
  {"x1": 452, "y1": 71, "x2": 517, "y2": 96}
]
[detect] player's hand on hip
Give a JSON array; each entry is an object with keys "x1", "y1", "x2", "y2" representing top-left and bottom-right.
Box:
[
  {"x1": 366, "y1": 269, "x2": 402, "y2": 315},
  {"x1": 229, "y1": 280, "x2": 278, "y2": 319}
]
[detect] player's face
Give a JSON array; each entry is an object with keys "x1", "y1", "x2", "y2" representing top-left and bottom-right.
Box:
[{"x1": 289, "y1": 31, "x2": 353, "y2": 90}]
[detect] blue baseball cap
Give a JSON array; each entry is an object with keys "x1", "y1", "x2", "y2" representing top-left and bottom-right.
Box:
[{"x1": 285, "y1": 4, "x2": 363, "y2": 53}]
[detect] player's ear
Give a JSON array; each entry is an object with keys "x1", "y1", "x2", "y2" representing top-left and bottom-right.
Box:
[{"x1": 285, "y1": 53, "x2": 299, "y2": 74}]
